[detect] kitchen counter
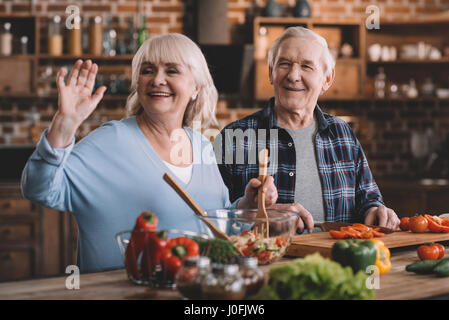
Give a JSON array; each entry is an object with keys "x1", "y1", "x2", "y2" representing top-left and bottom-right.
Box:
[{"x1": 1, "y1": 246, "x2": 448, "y2": 300}]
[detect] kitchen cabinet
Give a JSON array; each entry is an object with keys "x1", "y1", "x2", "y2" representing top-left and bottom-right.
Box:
[
  {"x1": 253, "y1": 16, "x2": 449, "y2": 102},
  {"x1": 0, "y1": 183, "x2": 77, "y2": 282},
  {"x1": 378, "y1": 179, "x2": 449, "y2": 218}
]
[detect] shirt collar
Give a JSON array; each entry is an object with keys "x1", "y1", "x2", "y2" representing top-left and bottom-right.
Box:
[{"x1": 263, "y1": 97, "x2": 329, "y2": 132}]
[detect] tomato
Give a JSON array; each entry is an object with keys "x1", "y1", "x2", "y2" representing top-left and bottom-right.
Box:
[
  {"x1": 417, "y1": 244, "x2": 440, "y2": 260},
  {"x1": 399, "y1": 217, "x2": 410, "y2": 231},
  {"x1": 409, "y1": 216, "x2": 428, "y2": 233},
  {"x1": 434, "y1": 243, "x2": 446, "y2": 259}
]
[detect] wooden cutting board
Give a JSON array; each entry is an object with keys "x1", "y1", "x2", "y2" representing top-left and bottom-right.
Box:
[{"x1": 286, "y1": 231, "x2": 449, "y2": 258}]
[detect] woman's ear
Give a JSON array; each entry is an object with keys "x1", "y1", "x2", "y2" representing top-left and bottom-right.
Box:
[{"x1": 321, "y1": 68, "x2": 335, "y2": 93}]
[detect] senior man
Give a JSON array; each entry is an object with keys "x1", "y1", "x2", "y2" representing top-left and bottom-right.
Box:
[{"x1": 217, "y1": 26, "x2": 400, "y2": 233}]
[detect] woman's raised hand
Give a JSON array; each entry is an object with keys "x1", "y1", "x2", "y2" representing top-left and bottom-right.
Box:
[
  {"x1": 47, "y1": 60, "x2": 107, "y2": 148},
  {"x1": 57, "y1": 59, "x2": 106, "y2": 124}
]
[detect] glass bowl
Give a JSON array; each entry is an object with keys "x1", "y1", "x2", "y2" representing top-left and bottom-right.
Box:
[
  {"x1": 198, "y1": 209, "x2": 300, "y2": 265},
  {"x1": 116, "y1": 229, "x2": 209, "y2": 287}
]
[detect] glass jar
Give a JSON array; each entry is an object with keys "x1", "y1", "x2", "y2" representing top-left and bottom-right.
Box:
[
  {"x1": 237, "y1": 257, "x2": 265, "y2": 298},
  {"x1": 201, "y1": 264, "x2": 246, "y2": 300},
  {"x1": 374, "y1": 67, "x2": 386, "y2": 98},
  {"x1": 1, "y1": 22, "x2": 13, "y2": 56},
  {"x1": 48, "y1": 16, "x2": 63, "y2": 56},
  {"x1": 175, "y1": 256, "x2": 210, "y2": 300}
]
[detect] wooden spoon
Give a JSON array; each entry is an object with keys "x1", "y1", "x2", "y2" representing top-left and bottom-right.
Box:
[
  {"x1": 254, "y1": 149, "x2": 269, "y2": 238},
  {"x1": 163, "y1": 172, "x2": 232, "y2": 241}
]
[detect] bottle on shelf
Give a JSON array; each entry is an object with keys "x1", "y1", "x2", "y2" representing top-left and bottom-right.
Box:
[
  {"x1": 48, "y1": 16, "x2": 63, "y2": 56},
  {"x1": 20, "y1": 36, "x2": 28, "y2": 55},
  {"x1": 0, "y1": 22, "x2": 13, "y2": 56},
  {"x1": 374, "y1": 67, "x2": 386, "y2": 98},
  {"x1": 103, "y1": 14, "x2": 117, "y2": 56},
  {"x1": 138, "y1": 14, "x2": 148, "y2": 48},
  {"x1": 89, "y1": 16, "x2": 103, "y2": 56},
  {"x1": 126, "y1": 16, "x2": 138, "y2": 54},
  {"x1": 68, "y1": 15, "x2": 82, "y2": 56}
]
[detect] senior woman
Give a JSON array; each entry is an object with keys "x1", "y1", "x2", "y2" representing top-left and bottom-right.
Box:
[
  {"x1": 218, "y1": 27, "x2": 400, "y2": 233},
  {"x1": 21, "y1": 33, "x2": 277, "y2": 273}
]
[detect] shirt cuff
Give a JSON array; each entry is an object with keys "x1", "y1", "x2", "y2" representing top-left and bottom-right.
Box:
[
  {"x1": 36, "y1": 128, "x2": 75, "y2": 166},
  {"x1": 229, "y1": 196, "x2": 243, "y2": 209},
  {"x1": 361, "y1": 201, "x2": 384, "y2": 218}
]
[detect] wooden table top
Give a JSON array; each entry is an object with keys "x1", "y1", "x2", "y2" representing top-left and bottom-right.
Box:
[{"x1": 1, "y1": 246, "x2": 448, "y2": 300}]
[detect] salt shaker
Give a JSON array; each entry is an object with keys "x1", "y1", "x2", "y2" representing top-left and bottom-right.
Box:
[
  {"x1": 175, "y1": 256, "x2": 210, "y2": 300},
  {"x1": 201, "y1": 264, "x2": 246, "y2": 300},
  {"x1": 238, "y1": 257, "x2": 265, "y2": 298}
]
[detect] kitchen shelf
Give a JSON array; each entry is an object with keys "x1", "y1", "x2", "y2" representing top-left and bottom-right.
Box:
[
  {"x1": 367, "y1": 58, "x2": 449, "y2": 64},
  {"x1": 37, "y1": 54, "x2": 134, "y2": 61}
]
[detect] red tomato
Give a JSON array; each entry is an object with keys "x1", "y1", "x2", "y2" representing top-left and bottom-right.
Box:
[
  {"x1": 399, "y1": 217, "x2": 410, "y2": 231},
  {"x1": 434, "y1": 243, "x2": 446, "y2": 259},
  {"x1": 409, "y1": 216, "x2": 428, "y2": 233},
  {"x1": 417, "y1": 244, "x2": 440, "y2": 260}
]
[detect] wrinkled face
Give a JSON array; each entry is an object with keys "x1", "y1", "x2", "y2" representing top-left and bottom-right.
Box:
[
  {"x1": 270, "y1": 37, "x2": 332, "y2": 113},
  {"x1": 137, "y1": 61, "x2": 198, "y2": 118}
]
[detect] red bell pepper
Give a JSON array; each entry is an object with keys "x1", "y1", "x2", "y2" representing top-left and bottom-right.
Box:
[
  {"x1": 161, "y1": 237, "x2": 199, "y2": 281},
  {"x1": 125, "y1": 211, "x2": 158, "y2": 280},
  {"x1": 141, "y1": 231, "x2": 168, "y2": 279},
  {"x1": 425, "y1": 214, "x2": 449, "y2": 233}
]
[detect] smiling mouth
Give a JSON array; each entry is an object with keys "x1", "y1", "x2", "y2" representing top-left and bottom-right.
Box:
[
  {"x1": 284, "y1": 87, "x2": 305, "y2": 92},
  {"x1": 147, "y1": 92, "x2": 173, "y2": 97}
]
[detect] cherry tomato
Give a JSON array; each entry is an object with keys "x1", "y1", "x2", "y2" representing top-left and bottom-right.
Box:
[
  {"x1": 417, "y1": 244, "x2": 440, "y2": 260},
  {"x1": 434, "y1": 243, "x2": 446, "y2": 259},
  {"x1": 399, "y1": 217, "x2": 410, "y2": 231},
  {"x1": 409, "y1": 216, "x2": 428, "y2": 233}
]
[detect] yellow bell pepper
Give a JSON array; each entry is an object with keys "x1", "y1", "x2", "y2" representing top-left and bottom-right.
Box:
[{"x1": 371, "y1": 239, "x2": 391, "y2": 274}]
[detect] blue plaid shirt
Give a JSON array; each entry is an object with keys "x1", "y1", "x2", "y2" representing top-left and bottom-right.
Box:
[{"x1": 216, "y1": 98, "x2": 384, "y2": 223}]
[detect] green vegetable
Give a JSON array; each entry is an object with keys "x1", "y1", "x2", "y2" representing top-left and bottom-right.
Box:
[
  {"x1": 405, "y1": 259, "x2": 443, "y2": 274},
  {"x1": 193, "y1": 237, "x2": 238, "y2": 264},
  {"x1": 405, "y1": 258, "x2": 449, "y2": 276},
  {"x1": 250, "y1": 253, "x2": 375, "y2": 300},
  {"x1": 433, "y1": 259, "x2": 449, "y2": 277},
  {"x1": 331, "y1": 239, "x2": 378, "y2": 274}
]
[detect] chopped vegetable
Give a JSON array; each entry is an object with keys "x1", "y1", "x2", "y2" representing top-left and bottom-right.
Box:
[
  {"x1": 424, "y1": 214, "x2": 449, "y2": 233},
  {"x1": 230, "y1": 230, "x2": 288, "y2": 264},
  {"x1": 329, "y1": 223, "x2": 385, "y2": 240},
  {"x1": 371, "y1": 239, "x2": 391, "y2": 274},
  {"x1": 193, "y1": 236, "x2": 239, "y2": 264},
  {"x1": 250, "y1": 253, "x2": 375, "y2": 300}
]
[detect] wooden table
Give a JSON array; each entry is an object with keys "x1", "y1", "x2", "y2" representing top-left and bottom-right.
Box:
[{"x1": 1, "y1": 246, "x2": 449, "y2": 300}]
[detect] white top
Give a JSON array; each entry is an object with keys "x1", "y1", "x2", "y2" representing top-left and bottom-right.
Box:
[{"x1": 163, "y1": 161, "x2": 193, "y2": 184}]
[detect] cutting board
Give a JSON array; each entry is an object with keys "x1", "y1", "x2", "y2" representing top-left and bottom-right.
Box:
[{"x1": 286, "y1": 231, "x2": 449, "y2": 258}]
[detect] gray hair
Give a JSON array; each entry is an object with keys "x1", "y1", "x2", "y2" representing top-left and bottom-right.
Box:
[
  {"x1": 267, "y1": 26, "x2": 336, "y2": 78},
  {"x1": 125, "y1": 33, "x2": 218, "y2": 129}
]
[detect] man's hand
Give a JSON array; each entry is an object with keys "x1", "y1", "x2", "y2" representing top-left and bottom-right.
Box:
[
  {"x1": 237, "y1": 176, "x2": 278, "y2": 209},
  {"x1": 364, "y1": 205, "x2": 400, "y2": 230},
  {"x1": 269, "y1": 203, "x2": 314, "y2": 234}
]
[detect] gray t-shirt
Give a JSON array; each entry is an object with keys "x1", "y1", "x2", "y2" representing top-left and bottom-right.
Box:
[{"x1": 286, "y1": 121, "x2": 325, "y2": 230}]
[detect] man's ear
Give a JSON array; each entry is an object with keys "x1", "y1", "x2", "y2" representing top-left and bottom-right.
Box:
[{"x1": 321, "y1": 68, "x2": 335, "y2": 93}]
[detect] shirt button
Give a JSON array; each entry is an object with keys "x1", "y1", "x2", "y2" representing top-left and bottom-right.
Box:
[
  {"x1": 288, "y1": 142, "x2": 293, "y2": 147},
  {"x1": 289, "y1": 172, "x2": 294, "y2": 177}
]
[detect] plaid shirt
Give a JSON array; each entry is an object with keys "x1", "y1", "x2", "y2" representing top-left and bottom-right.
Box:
[{"x1": 216, "y1": 98, "x2": 384, "y2": 223}]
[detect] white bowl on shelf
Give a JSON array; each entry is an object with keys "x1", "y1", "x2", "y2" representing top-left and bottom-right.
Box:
[{"x1": 436, "y1": 88, "x2": 449, "y2": 99}]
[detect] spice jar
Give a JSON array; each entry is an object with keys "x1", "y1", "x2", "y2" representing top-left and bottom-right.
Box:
[
  {"x1": 68, "y1": 16, "x2": 82, "y2": 56},
  {"x1": 0, "y1": 22, "x2": 13, "y2": 56},
  {"x1": 175, "y1": 256, "x2": 210, "y2": 300},
  {"x1": 237, "y1": 257, "x2": 265, "y2": 298},
  {"x1": 48, "y1": 16, "x2": 63, "y2": 56},
  {"x1": 89, "y1": 16, "x2": 103, "y2": 55},
  {"x1": 201, "y1": 264, "x2": 246, "y2": 300}
]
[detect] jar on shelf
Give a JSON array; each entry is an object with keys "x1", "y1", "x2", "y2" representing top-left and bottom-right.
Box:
[
  {"x1": 0, "y1": 22, "x2": 13, "y2": 56},
  {"x1": 175, "y1": 256, "x2": 210, "y2": 300},
  {"x1": 374, "y1": 67, "x2": 386, "y2": 98},
  {"x1": 201, "y1": 264, "x2": 246, "y2": 300},
  {"x1": 48, "y1": 16, "x2": 63, "y2": 56},
  {"x1": 89, "y1": 16, "x2": 103, "y2": 56},
  {"x1": 237, "y1": 256, "x2": 265, "y2": 298},
  {"x1": 68, "y1": 16, "x2": 82, "y2": 56}
]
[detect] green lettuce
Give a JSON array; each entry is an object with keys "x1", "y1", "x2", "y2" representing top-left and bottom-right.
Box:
[{"x1": 250, "y1": 253, "x2": 375, "y2": 300}]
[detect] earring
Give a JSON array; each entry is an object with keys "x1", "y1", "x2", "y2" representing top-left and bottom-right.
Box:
[{"x1": 191, "y1": 94, "x2": 197, "y2": 100}]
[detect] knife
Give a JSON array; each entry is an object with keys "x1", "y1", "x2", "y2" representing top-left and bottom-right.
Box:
[{"x1": 314, "y1": 221, "x2": 397, "y2": 234}]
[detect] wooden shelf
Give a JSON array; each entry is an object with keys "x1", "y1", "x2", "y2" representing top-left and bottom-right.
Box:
[
  {"x1": 37, "y1": 54, "x2": 134, "y2": 61},
  {"x1": 367, "y1": 58, "x2": 449, "y2": 64}
]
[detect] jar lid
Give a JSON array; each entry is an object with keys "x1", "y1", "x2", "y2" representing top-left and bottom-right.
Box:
[
  {"x1": 211, "y1": 263, "x2": 239, "y2": 275},
  {"x1": 184, "y1": 256, "x2": 210, "y2": 268},
  {"x1": 237, "y1": 256, "x2": 258, "y2": 268}
]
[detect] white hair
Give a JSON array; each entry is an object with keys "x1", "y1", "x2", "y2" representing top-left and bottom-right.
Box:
[
  {"x1": 267, "y1": 26, "x2": 336, "y2": 78},
  {"x1": 125, "y1": 33, "x2": 218, "y2": 129}
]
